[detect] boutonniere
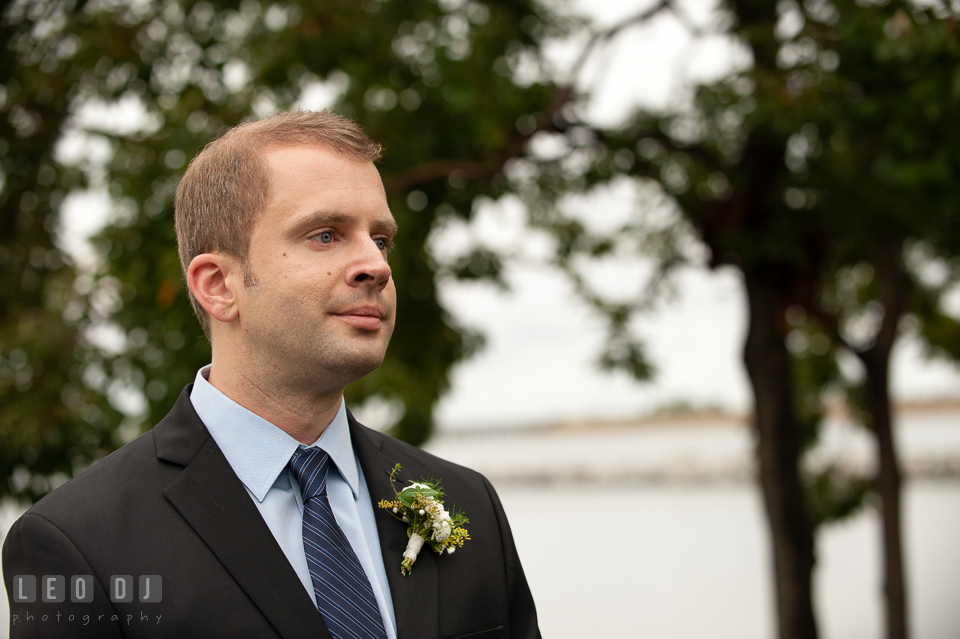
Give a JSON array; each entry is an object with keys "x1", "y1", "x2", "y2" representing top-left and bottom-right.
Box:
[{"x1": 378, "y1": 463, "x2": 470, "y2": 575}]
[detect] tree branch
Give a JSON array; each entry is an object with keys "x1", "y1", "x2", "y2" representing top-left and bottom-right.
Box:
[
  {"x1": 807, "y1": 241, "x2": 909, "y2": 362},
  {"x1": 807, "y1": 301, "x2": 857, "y2": 354},
  {"x1": 383, "y1": 2, "x2": 676, "y2": 195},
  {"x1": 565, "y1": 0, "x2": 672, "y2": 85},
  {"x1": 867, "y1": 239, "x2": 909, "y2": 361},
  {"x1": 383, "y1": 159, "x2": 497, "y2": 195}
]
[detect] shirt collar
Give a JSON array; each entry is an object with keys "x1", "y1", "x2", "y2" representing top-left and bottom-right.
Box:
[{"x1": 189, "y1": 366, "x2": 361, "y2": 501}]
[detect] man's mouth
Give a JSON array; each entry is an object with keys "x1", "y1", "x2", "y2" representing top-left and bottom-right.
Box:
[{"x1": 334, "y1": 306, "x2": 385, "y2": 331}]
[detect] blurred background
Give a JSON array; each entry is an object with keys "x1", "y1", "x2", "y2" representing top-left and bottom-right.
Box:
[{"x1": 1, "y1": 0, "x2": 959, "y2": 637}]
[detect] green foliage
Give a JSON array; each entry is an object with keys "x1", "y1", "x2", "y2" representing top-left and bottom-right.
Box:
[
  {"x1": 787, "y1": 316, "x2": 872, "y2": 524},
  {"x1": 397, "y1": 486, "x2": 440, "y2": 508},
  {"x1": 0, "y1": 0, "x2": 127, "y2": 502},
  {"x1": 912, "y1": 277, "x2": 960, "y2": 361},
  {"x1": 804, "y1": 466, "x2": 872, "y2": 527},
  {"x1": 789, "y1": 320, "x2": 839, "y2": 451},
  {"x1": 0, "y1": 0, "x2": 566, "y2": 501}
]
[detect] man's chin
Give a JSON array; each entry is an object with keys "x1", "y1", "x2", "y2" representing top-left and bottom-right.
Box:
[{"x1": 323, "y1": 351, "x2": 388, "y2": 386}]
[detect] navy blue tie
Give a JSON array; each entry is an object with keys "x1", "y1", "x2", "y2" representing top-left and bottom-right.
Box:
[{"x1": 290, "y1": 446, "x2": 387, "y2": 639}]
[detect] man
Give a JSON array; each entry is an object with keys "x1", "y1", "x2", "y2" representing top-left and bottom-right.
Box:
[{"x1": 2, "y1": 110, "x2": 540, "y2": 638}]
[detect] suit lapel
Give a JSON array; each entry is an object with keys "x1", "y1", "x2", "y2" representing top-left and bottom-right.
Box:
[
  {"x1": 156, "y1": 388, "x2": 330, "y2": 639},
  {"x1": 350, "y1": 416, "x2": 440, "y2": 639}
]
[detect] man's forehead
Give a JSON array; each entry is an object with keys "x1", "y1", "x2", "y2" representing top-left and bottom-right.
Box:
[
  {"x1": 262, "y1": 144, "x2": 384, "y2": 195},
  {"x1": 253, "y1": 143, "x2": 394, "y2": 233}
]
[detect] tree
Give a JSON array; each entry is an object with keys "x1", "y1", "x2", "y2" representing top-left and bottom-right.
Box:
[
  {"x1": 804, "y1": 6, "x2": 960, "y2": 637},
  {"x1": 0, "y1": 0, "x2": 566, "y2": 501},
  {"x1": 516, "y1": 1, "x2": 960, "y2": 638},
  {"x1": 0, "y1": 0, "x2": 126, "y2": 504}
]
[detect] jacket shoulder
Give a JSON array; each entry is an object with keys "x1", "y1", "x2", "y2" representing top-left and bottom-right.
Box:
[
  {"x1": 24, "y1": 430, "x2": 161, "y2": 523},
  {"x1": 24, "y1": 385, "x2": 205, "y2": 526},
  {"x1": 358, "y1": 425, "x2": 488, "y2": 485}
]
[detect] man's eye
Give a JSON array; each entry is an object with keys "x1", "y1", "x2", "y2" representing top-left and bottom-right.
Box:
[
  {"x1": 317, "y1": 231, "x2": 333, "y2": 244},
  {"x1": 375, "y1": 237, "x2": 390, "y2": 251}
]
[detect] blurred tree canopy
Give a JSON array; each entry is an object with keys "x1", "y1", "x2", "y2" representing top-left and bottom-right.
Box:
[{"x1": 0, "y1": 0, "x2": 568, "y2": 503}]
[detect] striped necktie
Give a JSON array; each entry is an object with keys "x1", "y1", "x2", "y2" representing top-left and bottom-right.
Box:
[{"x1": 289, "y1": 446, "x2": 387, "y2": 639}]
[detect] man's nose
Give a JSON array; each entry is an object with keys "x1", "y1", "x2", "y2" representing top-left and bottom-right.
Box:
[{"x1": 346, "y1": 237, "x2": 392, "y2": 290}]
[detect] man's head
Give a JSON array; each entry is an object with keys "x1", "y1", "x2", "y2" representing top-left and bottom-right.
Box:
[
  {"x1": 175, "y1": 110, "x2": 382, "y2": 339},
  {"x1": 175, "y1": 110, "x2": 397, "y2": 392}
]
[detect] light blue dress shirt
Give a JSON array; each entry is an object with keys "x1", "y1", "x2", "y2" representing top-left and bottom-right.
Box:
[{"x1": 190, "y1": 366, "x2": 397, "y2": 639}]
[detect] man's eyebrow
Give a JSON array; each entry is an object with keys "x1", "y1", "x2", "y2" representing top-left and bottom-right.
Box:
[
  {"x1": 289, "y1": 210, "x2": 398, "y2": 237},
  {"x1": 371, "y1": 217, "x2": 399, "y2": 236}
]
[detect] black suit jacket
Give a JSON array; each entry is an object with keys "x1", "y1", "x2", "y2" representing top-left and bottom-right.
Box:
[{"x1": 2, "y1": 386, "x2": 540, "y2": 638}]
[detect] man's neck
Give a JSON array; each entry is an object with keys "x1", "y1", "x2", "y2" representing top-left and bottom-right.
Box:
[{"x1": 206, "y1": 361, "x2": 344, "y2": 445}]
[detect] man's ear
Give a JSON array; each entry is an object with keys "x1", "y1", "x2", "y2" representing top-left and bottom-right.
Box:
[{"x1": 187, "y1": 253, "x2": 242, "y2": 323}]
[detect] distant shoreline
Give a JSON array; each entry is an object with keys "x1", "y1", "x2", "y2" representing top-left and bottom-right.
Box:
[{"x1": 434, "y1": 396, "x2": 960, "y2": 438}]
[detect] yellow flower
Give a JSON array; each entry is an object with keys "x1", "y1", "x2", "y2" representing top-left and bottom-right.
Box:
[{"x1": 378, "y1": 499, "x2": 401, "y2": 511}]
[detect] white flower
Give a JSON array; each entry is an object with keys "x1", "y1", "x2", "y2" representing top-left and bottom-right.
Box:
[
  {"x1": 424, "y1": 500, "x2": 449, "y2": 523},
  {"x1": 392, "y1": 507, "x2": 398, "y2": 513},
  {"x1": 432, "y1": 519, "x2": 452, "y2": 542},
  {"x1": 418, "y1": 509, "x2": 425, "y2": 516},
  {"x1": 405, "y1": 482, "x2": 431, "y2": 491},
  {"x1": 446, "y1": 547, "x2": 456, "y2": 554}
]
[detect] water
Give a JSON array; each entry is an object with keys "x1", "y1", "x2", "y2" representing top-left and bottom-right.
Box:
[
  {"x1": 425, "y1": 405, "x2": 960, "y2": 638},
  {"x1": 499, "y1": 480, "x2": 960, "y2": 639}
]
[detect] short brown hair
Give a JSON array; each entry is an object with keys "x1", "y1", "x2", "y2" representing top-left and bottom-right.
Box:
[{"x1": 174, "y1": 109, "x2": 382, "y2": 339}]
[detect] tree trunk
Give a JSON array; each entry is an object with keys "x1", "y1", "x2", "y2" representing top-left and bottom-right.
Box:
[
  {"x1": 860, "y1": 350, "x2": 908, "y2": 639},
  {"x1": 857, "y1": 242, "x2": 909, "y2": 639},
  {"x1": 742, "y1": 267, "x2": 818, "y2": 639}
]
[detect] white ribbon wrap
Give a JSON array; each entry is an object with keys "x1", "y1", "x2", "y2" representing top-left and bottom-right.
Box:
[{"x1": 403, "y1": 532, "x2": 426, "y2": 562}]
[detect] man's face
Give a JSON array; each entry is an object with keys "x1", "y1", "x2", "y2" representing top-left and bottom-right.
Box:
[{"x1": 233, "y1": 144, "x2": 397, "y2": 393}]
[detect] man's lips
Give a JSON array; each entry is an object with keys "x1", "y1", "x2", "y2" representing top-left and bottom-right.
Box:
[{"x1": 333, "y1": 306, "x2": 386, "y2": 330}]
